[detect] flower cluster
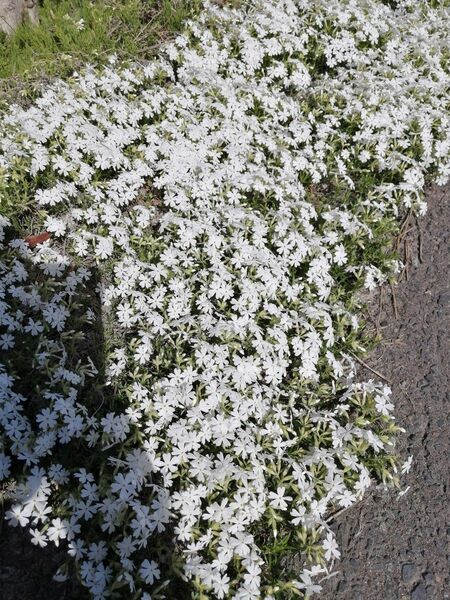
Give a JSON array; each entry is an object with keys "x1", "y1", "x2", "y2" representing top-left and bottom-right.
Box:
[{"x1": 1, "y1": 0, "x2": 449, "y2": 598}]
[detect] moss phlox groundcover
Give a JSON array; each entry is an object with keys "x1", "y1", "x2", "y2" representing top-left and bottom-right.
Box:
[{"x1": 0, "y1": 0, "x2": 449, "y2": 598}]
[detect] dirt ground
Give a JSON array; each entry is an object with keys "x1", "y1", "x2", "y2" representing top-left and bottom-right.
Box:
[
  {"x1": 0, "y1": 184, "x2": 449, "y2": 599},
  {"x1": 0, "y1": 523, "x2": 82, "y2": 599}
]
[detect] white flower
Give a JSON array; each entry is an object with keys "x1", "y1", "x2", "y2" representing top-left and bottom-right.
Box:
[
  {"x1": 230, "y1": 355, "x2": 261, "y2": 390},
  {"x1": 293, "y1": 569, "x2": 322, "y2": 596},
  {"x1": 24, "y1": 318, "x2": 44, "y2": 336},
  {"x1": 0, "y1": 453, "x2": 11, "y2": 479},
  {"x1": 30, "y1": 528, "x2": 48, "y2": 548},
  {"x1": 268, "y1": 487, "x2": 292, "y2": 511},
  {"x1": 139, "y1": 559, "x2": 160, "y2": 585},
  {"x1": 0, "y1": 334, "x2": 15, "y2": 350},
  {"x1": 401, "y1": 455, "x2": 413, "y2": 475},
  {"x1": 44, "y1": 217, "x2": 66, "y2": 237},
  {"x1": 6, "y1": 504, "x2": 31, "y2": 527},
  {"x1": 68, "y1": 539, "x2": 86, "y2": 560},
  {"x1": 375, "y1": 392, "x2": 394, "y2": 416},
  {"x1": 333, "y1": 244, "x2": 347, "y2": 265},
  {"x1": 95, "y1": 236, "x2": 114, "y2": 260},
  {"x1": 290, "y1": 505, "x2": 306, "y2": 526},
  {"x1": 322, "y1": 532, "x2": 341, "y2": 561},
  {"x1": 47, "y1": 518, "x2": 69, "y2": 546}
]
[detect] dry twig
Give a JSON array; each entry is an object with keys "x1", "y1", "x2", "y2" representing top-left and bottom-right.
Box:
[
  {"x1": 390, "y1": 283, "x2": 399, "y2": 319},
  {"x1": 349, "y1": 350, "x2": 393, "y2": 384}
]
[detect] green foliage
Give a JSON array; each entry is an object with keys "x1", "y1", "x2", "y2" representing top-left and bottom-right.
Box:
[{"x1": 0, "y1": 0, "x2": 200, "y2": 102}]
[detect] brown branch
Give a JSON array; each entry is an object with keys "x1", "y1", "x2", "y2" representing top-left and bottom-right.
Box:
[{"x1": 349, "y1": 351, "x2": 393, "y2": 384}]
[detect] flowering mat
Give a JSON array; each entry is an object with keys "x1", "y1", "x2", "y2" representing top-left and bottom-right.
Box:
[{"x1": 0, "y1": 1, "x2": 449, "y2": 599}]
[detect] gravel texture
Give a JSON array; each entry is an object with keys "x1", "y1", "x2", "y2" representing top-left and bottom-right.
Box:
[
  {"x1": 0, "y1": 184, "x2": 449, "y2": 599},
  {"x1": 320, "y1": 183, "x2": 450, "y2": 600}
]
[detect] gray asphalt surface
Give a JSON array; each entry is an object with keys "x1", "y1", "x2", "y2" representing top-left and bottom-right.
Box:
[{"x1": 320, "y1": 184, "x2": 450, "y2": 600}]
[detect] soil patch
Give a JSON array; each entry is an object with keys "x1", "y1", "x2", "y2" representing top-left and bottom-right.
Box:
[{"x1": 0, "y1": 522, "x2": 82, "y2": 599}]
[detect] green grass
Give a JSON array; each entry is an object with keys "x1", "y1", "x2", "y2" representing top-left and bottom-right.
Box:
[{"x1": 0, "y1": 0, "x2": 201, "y2": 105}]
